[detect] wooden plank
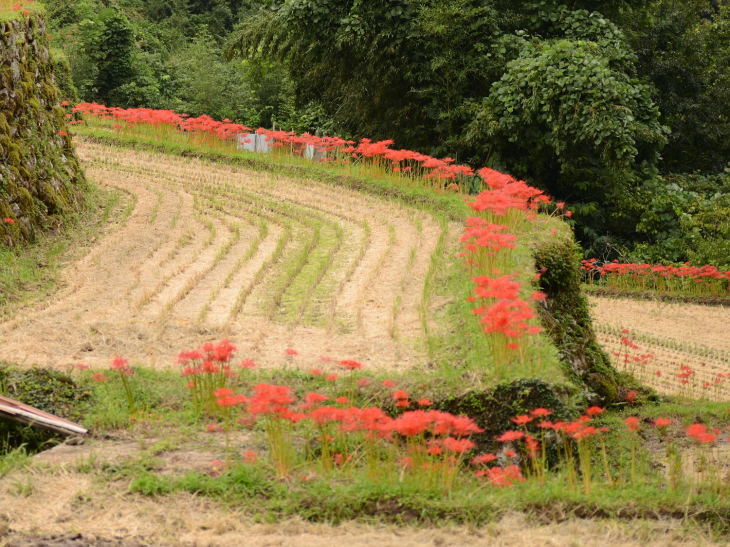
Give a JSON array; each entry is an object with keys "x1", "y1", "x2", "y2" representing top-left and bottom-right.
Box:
[{"x1": 0, "y1": 395, "x2": 87, "y2": 436}]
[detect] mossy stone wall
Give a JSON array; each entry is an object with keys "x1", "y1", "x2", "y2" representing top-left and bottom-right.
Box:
[
  {"x1": 534, "y1": 239, "x2": 643, "y2": 404},
  {"x1": 0, "y1": 12, "x2": 85, "y2": 246}
]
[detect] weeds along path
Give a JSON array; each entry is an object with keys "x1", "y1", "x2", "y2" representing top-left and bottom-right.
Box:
[
  {"x1": 589, "y1": 295, "x2": 730, "y2": 400},
  {"x1": 0, "y1": 142, "x2": 453, "y2": 370}
]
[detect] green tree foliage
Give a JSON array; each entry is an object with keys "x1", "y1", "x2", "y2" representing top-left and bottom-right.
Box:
[
  {"x1": 468, "y1": 37, "x2": 667, "y2": 251},
  {"x1": 88, "y1": 9, "x2": 136, "y2": 104},
  {"x1": 41, "y1": 0, "x2": 730, "y2": 265},
  {"x1": 625, "y1": 0, "x2": 730, "y2": 173}
]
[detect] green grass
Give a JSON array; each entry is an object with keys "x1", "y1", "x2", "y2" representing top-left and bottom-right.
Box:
[
  {"x1": 4, "y1": 363, "x2": 722, "y2": 535},
  {"x1": 0, "y1": 446, "x2": 31, "y2": 478},
  {"x1": 0, "y1": 1, "x2": 43, "y2": 22},
  {"x1": 125, "y1": 467, "x2": 730, "y2": 530},
  {"x1": 74, "y1": 124, "x2": 469, "y2": 221},
  {"x1": 0, "y1": 185, "x2": 130, "y2": 317}
]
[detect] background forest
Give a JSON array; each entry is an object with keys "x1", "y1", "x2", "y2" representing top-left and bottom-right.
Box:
[{"x1": 44, "y1": 0, "x2": 730, "y2": 266}]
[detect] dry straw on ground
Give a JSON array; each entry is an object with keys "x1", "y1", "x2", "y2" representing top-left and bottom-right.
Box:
[{"x1": 0, "y1": 142, "x2": 456, "y2": 372}]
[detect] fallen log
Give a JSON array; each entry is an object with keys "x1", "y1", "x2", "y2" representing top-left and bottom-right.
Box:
[{"x1": 0, "y1": 395, "x2": 87, "y2": 436}]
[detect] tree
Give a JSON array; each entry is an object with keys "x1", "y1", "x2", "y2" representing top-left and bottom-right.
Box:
[{"x1": 90, "y1": 9, "x2": 135, "y2": 104}]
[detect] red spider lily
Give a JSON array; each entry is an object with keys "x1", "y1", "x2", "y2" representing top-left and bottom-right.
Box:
[
  {"x1": 247, "y1": 384, "x2": 295, "y2": 417},
  {"x1": 686, "y1": 423, "x2": 717, "y2": 444},
  {"x1": 284, "y1": 348, "x2": 299, "y2": 356},
  {"x1": 325, "y1": 373, "x2": 338, "y2": 382},
  {"x1": 310, "y1": 368, "x2": 323, "y2": 376},
  {"x1": 511, "y1": 414, "x2": 533, "y2": 426},
  {"x1": 653, "y1": 417, "x2": 671, "y2": 428},
  {"x1": 471, "y1": 453, "x2": 498, "y2": 465},
  {"x1": 338, "y1": 359, "x2": 363, "y2": 370},
  {"x1": 585, "y1": 406, "x2": 605, "y2": 416},
  {"x1": 110, "y1": 357, "x2": 128, "y2": 370},
  {"x1": 357, "y1": 378, "x2": 371, "y2": 387},
  {"x1": 238, "y1": 359, "x2": 256, "y2": 369},
  {"x1": 417, "y1": 398, "x2": 432, "y2": 407},
  {"x1": 92, "y1": 372, "x2": 107, "y2": 383},
  {"x1": 392, "y1": 390, "x2": 410, "y2": 401},
  {"x1": 382, "y1": 380, "x2": 396, "y2": 387},
  {"x1": 386, "y1": 410, "x2": 482, "y2": 438},
  {"x1": 476, "y1": 464, "x2": 525, "y2": 487},
  {"x1": 496, "y1": 430, "x2": 524, "y2": 442},
  {"x1": 624, "y1": 417, "x2": 640, "y2": 431},
  {"x1": 243, "y1": 451, "x2": 257, "y2": 463},
  {"x1": 3, "y1": 218, "x2": 15, "y2": 224},
  {"x1": 626, "y1": 390, "x2": 638, "y2": 403},
  {"x1": 530, "y1": 408, "x2": 552, "y2": 417},
  {"x1": 442, "y1": 437, "x2": 476, "y2": 454}
]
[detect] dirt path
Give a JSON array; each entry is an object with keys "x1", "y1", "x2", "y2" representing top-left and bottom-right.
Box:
[
  {"x1": 589, "y1": 296, "x2": 730, "y2": 400},
  {"x1": 0, "y1": 142, "x2": 453, "y2": 372},
  {"x1": 0, "y1": 438, "x2": 709, "y2": 546}
]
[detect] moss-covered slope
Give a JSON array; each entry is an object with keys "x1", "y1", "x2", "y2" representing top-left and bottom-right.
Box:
[{"x1": 0, "y1": 10, "x2": 85, "y2": 246}]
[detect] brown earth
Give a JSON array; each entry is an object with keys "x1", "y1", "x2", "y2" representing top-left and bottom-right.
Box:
[{"x1": 589, "y1": 296, "x2": 730, "y2": 400}]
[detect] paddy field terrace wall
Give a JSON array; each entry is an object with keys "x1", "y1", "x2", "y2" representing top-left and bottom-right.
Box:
[{"x1": 0, "y1": 8, "x2": 85, "y2": 246}]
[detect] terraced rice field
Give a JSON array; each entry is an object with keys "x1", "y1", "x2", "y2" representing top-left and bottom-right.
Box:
[
  {"x1": 0, "y1": 142, "x2": 456, "y2": 371},
  {"x1": 590, "y1": 296, "x2": 730, "y2": 400}
]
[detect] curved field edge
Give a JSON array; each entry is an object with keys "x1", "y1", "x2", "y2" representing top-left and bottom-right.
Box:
[
  {"x1": 71, "y1": 132, "x2": 629, "y2": 401},
  {"x1": 0, "y1": 369, "x2": 730, "y2": 540},
  {"x1": 0, "y1": 184, "x2": 132, "y2": 317}
]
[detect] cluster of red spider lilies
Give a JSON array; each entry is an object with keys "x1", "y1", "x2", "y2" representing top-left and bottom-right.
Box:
[
  {"x1": 71, "y1": 103, "x2": 507, "y2": 188},
  {"x1": 461, "y1": 169, "x2": 558, "y2": 364},
  {"x1": 85, "y1": 340, "x2": 729, "y2": 493},
  {"x1": 582, "y1": 259, "x2": 730, "y2": 297}
]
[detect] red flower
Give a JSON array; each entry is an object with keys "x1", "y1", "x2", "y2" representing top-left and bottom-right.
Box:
[
  {"x1": 624, "y1": 416, "x2": 640, "y2": 431},
  {"x1": 626, "y1": 390, "x2": 638, "y2": 403},
  {"x1": 471, "y1": 453, "x2": 497, "y2": 465},
  {"x1": 496, "y1": 430, "x2": 524, "y2": 442},
  {"x1": 653, "y1": 417, "x2": 671, "y2": 428},
  {"x1": 585, "y1": 406, "x2": 605, "y2": 416},
  {"x1": 511, "y1": 414, "x2": 533, "y2": 426},
  {"x1": 243, "y1": 451, "x2": 257, "y2": 463},
  {"x1": 392, "y1": 390, "x2": 410, "y2": 401},
  {"x1": 338, "y1": 359, "x2": 363, "y2": 370},
  {"x1": 238, "y1": 359, "x2": 256, "y2": 369},
  {"x1": 530, "y1": 408, "x2": 552, "y2": 417},
  {"x1": 284, "y1": 348, "x2": 299, "y2": 356},
  {"x1": 2, "y1": 218, "x2": 15, "y2": 224}
]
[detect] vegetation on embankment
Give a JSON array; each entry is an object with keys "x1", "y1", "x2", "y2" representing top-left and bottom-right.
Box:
[
  {"x1": 0, "y1": 7, "x2": 86, "y2": 246},
  {"x1": 72, "y1": 122, "x2": 630, "y2": 404}
]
